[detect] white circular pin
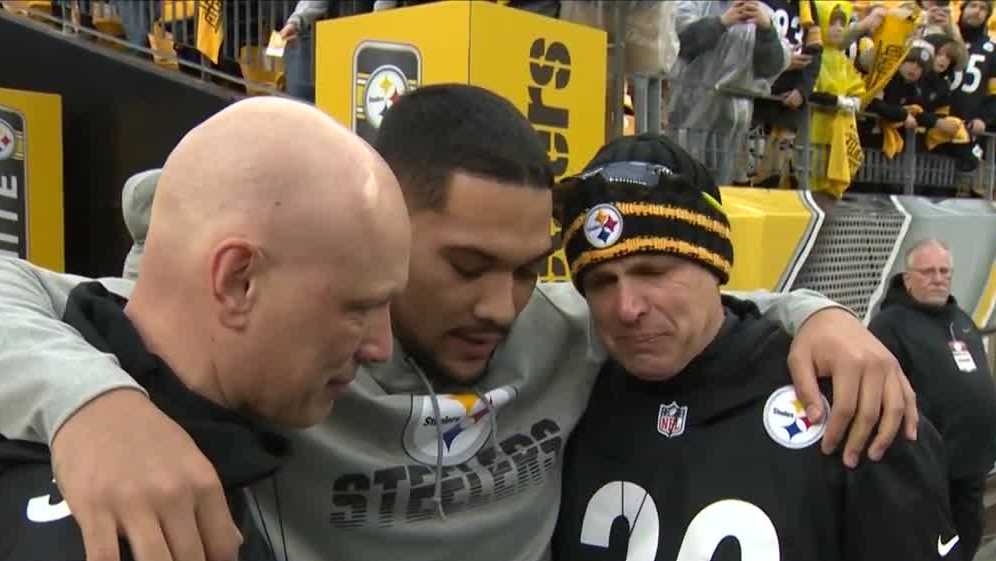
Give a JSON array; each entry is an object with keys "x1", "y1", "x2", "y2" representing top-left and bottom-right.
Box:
[
  {"x1": 583, "y1": 203, "x2": 624, "y2": 249},
  {"x1": 762, "y1": 385, "x2": 829, "y2": 449}
]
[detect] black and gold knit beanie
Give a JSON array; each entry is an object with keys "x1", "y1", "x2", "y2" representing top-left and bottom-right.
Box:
[{"x1": 556, "y1": 134, "x2": 734, "y2": 291}]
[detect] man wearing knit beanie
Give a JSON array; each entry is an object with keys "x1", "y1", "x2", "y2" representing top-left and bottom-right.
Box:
[{"x1": 554, "y1": 134, "x2": 959, "y2": 561}]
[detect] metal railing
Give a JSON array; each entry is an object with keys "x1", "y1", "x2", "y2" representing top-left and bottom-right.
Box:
[
  {"x1": 630, "y1": 74, "x2": 996, "y2": 200},
  {"x1": 2, "y1": 0, "x2": 304, "y2": 95}
]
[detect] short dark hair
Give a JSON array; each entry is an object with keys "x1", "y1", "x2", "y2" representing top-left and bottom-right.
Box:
[{"x1": 374, "y1": 84, "x2": 553, "y2": 210}]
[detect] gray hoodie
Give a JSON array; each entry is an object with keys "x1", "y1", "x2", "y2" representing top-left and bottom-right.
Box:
[
  {"x1": 120, "y1": 169, "x2": 160, "y2": 281},
  {"x1": 0, "y1": 257, "x2": 834, "y2": 561}
]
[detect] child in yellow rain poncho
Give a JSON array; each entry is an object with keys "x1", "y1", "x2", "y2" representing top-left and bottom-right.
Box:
[{"x1": 808, "y1": 1, "x2": 867, "y2": 198}]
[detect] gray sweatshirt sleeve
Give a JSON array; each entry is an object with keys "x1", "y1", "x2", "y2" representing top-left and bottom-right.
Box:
[
  {"x1": 752, "y1": 25, "x2": 785, "y2": 79},
  {"x1": 286, "y1": 0, "x2": 329, "y2": 31},
  {"x1": 0, "y1": 258, "x2": 143, "y2": 445},
  {"x1": 725, "y1": 288, "x2": 852, "y2": 335},
  {"x1": 677, "y1": 15, "x2": 728, "y2": 62}
]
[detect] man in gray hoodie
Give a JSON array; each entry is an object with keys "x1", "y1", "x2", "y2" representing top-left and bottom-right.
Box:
[{"x1": 0, "y1": 85, "x2": 916, "y2": 561}]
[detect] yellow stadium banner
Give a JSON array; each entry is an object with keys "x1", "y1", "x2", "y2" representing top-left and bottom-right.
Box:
[
  {"x1": 721, "y1": 188, "x2": 823, "y2": 292},
  {"x1": 196, "y1": 0, "x2": 223, "y2": 64},
  {"x1": 315, "y1": 0, "x2": 606, "y2": 282},
  {"x1": 0, "y1": 87, "x2": 64, "y2": 271}
]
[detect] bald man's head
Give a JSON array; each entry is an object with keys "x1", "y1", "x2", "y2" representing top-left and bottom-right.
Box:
[
  {"x1": 146, "y1": 97, "x2": 395, "y2": 264},
  {"x1": 127, "y1": 97, "x2": 410, "y2": 427}
]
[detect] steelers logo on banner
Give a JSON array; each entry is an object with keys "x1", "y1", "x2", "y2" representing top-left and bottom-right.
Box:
[
  {"x1": 762, "y1": 385, "x2": 829, "y2": 449},
  {"x1": 364, "y1": 65, "x2": 410, "y2": 130},
  {"x1": 0, "y1": 119, "x2": 16, "y2": 161},
  {"x1": 583, "y1": 203, "x2": 623, "y2": 249}
]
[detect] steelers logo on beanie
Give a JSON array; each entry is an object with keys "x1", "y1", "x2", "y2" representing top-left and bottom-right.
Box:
[{"x1": 555, "y1": 134, "x2": 734, "y2": 291}]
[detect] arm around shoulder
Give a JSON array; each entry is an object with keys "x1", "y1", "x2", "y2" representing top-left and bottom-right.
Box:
[
  {"x1": 0, "y1": 257, "x2": 143, "y2": 445},
  {"x1": 726, "y1": 288, "x2": 851, "y2": 336}
]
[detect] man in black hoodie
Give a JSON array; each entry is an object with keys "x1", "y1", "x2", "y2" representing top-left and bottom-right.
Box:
[
  {"x1": 554, "y1": 135, "x2": 959, "y2": 561},
  {"x1": 0, "y1": 97, "x2": 411, "y2": 560},
  {"x1": 870, "y1": 238, "x2": 996, "y2": 560}
]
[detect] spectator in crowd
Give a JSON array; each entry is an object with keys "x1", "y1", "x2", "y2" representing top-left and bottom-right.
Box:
[
  {"x1": 808, "y1": 0, "x2": 866, "y2": 198},
  {"x1": 920, "y1": 34, "x2": 981, "y2": 175},
  {"x1": 668, "y1": 0, "x2": 789, "y2": 185},
  {"x1": 553, "y1": 134, "x2": 959, "y2": 561},
  {"x1": 862, "y1": 44, "x2": 936, "y2": 158},
  {"x1": 279, "y1": 1, "x2": 332, "y2": 102},
  {"x1": 917, "y1": 0, "x2": 968, "y2": 63},
  {"x1": 559, "y1": 1, "x2": 680, "y2": 132},
  {"x1": 950, "y1": 0, "x2": 996, "y2": 140},
  {"x1": 870, "y1": 239, "x2": 996, "y2": 560},
  {"x1": 0, "y1": 97, "x2": 411, "y2": 561},
  {"x1": 837, "y1": 2, "x2": 887, "y2": 73},
  {"x1": 862, "y1": 41, "x2": 976, "y2": 182},
  {"x1": 109, "y1": 0, "x2": 157, "y2": 48},
  {"x1": 919, "y1": 32, "x2": 980, "y2": 175},
  {"x1": 753, "y1": 0, "x2": 823, "y2": 187},
  {"x1": 120, "y1": 169, "x2": 161, "y2": 280},
  {"x1": 927, "y1": 28, "x2": 969, "y2": 75}
]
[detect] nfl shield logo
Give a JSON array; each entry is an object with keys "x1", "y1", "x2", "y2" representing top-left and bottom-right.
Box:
[{"x1": 657, "y1": 402, "x2": 688, "y2": 438}]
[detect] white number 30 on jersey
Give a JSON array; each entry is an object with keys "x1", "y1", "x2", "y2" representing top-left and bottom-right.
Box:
[{"x1": 580, "y1": 481, "x2": 779, "y2": 561}]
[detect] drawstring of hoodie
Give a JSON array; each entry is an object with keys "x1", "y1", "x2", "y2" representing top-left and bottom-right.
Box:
[
  {"x1": 250, "y1": 475, "x2": 289, "y2": 561},
  {"x1": 409, "y1": 356, "x2": 448, "y2": 520},
  {"x1": 406, "y1": 357, "x2": 502, "y2": 522},
  {"x1": 949, "y1": 322, "x2": 958, "y2": 342},
  {"x1": 473, "y1": 387, "x2": 499, "y2": 456}
]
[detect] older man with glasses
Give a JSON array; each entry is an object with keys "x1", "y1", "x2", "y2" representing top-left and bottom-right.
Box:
[{"x1": 870, "y1": 238, "x2": 996, "y2": 560}]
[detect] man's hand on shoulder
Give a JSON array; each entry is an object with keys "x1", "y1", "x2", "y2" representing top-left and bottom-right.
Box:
[
  {"x1": 51, "y1": 389, "x2": 241, "y2": 561},
  {"x1": 785, "y1": 307, "x2": 917, "y2": 469}
]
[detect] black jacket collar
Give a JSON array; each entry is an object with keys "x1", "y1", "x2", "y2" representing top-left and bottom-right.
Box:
[{"x1": 61, "y1": 282, "x2": 289, "y2": 488}]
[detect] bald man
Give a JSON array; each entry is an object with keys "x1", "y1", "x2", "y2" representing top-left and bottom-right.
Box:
[{"x1": 0, "y1": 97, "x2": 410, "y2": 561}]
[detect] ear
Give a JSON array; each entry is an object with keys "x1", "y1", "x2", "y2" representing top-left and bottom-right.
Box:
[
  {"x1": 209, "y1": 239, "x2": 260, "y2": 330},
  {"x1": 902, "y1": 271, "x2": 914, "y2": 291}
]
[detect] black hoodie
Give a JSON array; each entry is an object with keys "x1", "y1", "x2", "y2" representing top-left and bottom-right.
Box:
[
  {"x1": 554, "y1": 296, "x2": 958, "y2": 561},
  {"x1": 0, "y1": 282, "x2": 291, "y2": 561},
  {"x1": 870, "y1": 273, "x2": 996, "y2": 480}
]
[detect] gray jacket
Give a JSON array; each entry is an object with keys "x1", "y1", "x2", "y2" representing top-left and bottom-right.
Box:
[{"x1": 669, "y1": 0, "x2": 787, "y2": 132}]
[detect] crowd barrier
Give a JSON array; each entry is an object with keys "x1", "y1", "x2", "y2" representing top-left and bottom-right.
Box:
[{"x1": 633, "y1": 75, "x2": 996, "y2": 200}]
